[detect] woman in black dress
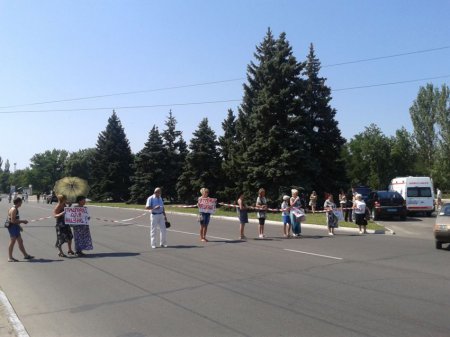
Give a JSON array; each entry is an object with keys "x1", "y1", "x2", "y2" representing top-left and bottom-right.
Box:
[{"x1": 53, "y1": 195, "x2": 74, "y2": 257}]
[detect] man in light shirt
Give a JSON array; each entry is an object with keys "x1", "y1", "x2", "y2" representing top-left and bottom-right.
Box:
[{"x1": 145, "y1": 187, "x2": 168, "y2": 249}]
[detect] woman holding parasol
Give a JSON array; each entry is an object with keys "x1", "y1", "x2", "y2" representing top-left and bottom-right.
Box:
[
  {"x1": 53, "y1": 194, "x2": 74, "y2": 257},
  {"x1": 53, "y1": 177, "x2": 90, "y2": 257}
]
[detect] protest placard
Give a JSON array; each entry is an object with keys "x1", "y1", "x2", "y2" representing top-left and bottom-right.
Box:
[
  {"x1": 64, "y1": 206, "x2": 90, "y2": 225},
  {"x1": 198, "y1": 197, "x2": 217, "y2": 214},
  {"x1": 292, "y1": 207, "x2": 306, "y2": 222}
]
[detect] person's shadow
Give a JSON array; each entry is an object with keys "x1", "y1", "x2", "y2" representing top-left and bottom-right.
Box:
[{"x1": 80, "y1": 252, "x2": 141, "y2": 258}]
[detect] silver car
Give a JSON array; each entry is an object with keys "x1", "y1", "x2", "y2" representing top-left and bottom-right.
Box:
[{"x1": 434, "y1": 202, "x2": 450, "y2": 249}]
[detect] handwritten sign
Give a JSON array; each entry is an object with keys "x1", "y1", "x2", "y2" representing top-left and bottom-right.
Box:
[
  {"x1": 292, "y1": 207, "x2": 306, "y2": 221},
  {"x1": 64, "y1": 207, "x2": 90, "y2": 225},
  {"x1": 198, "y1": 197, "x2": 217, "y2": 214}
]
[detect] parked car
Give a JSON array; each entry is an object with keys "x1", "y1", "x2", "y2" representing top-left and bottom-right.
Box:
[
  {"x1": 434, "y1": 203, "x2": 450, "y2": 249},
  {"x1": 366, "y1": 190, "x2": 407, "y2": 220}
]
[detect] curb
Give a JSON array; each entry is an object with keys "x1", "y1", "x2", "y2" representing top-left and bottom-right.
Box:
[{"x1": 0, "y1": 290, "x2": 29, "y2": 337}]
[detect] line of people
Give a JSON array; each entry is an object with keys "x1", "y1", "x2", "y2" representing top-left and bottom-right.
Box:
[
  {"x1": 6, "y1": 187, "x2": 369, "y2": 260},
  {"x1": 145, "y1": 187, "x2": 371, "y2": 249}
]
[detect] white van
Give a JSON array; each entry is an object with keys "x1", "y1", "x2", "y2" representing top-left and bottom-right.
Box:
[{"x1": 389, "y1": 177, "x2": 435, "y2": 216}]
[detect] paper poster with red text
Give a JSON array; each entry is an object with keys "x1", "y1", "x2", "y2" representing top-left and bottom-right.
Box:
[{"x1": 198, "y1": 197, "x2": 217, "y2": 214}]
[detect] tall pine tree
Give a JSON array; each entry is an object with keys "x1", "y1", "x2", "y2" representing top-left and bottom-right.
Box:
[
  {"x1": 91, "y1": 111, "x2": 134, "y2": 201},
  {"x1": 129, "y1": 126, "x2": 166, "y2": 204},
  {"x1": 234, "y1": 29, "x2": 305, "y2": 203},
  {"x1": 302, "y1": 43, "x2": 346, "y2": 195},
  {"x1": 161, "y1": 110, "x2": 188, "y2": 202},
  {"x1": 218, "y1": 109, "x2": 240, "y2": 201},
  {"x1": 176, "y1": 118, "x2": 222, "y2": 203}
]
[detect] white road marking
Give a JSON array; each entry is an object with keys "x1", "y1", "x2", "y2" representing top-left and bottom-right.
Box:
[
  {"x1": 0, "y1": 290, "x2": 30, "y2": 337},
  {"x1": 284, "y1": 249, "x2": 343, "y2": 260}
]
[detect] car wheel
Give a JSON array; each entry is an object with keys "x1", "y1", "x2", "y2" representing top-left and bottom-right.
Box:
[
  {"x1": 426, "y1": 212, "x2": 432, "y2": 217},
  {"x1": 435, "y1": 241, "x2": 443, "y2": 249}
]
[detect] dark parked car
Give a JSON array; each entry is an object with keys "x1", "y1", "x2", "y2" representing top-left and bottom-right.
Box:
[
  {"x1": 354, "y1": 186, "x2": 372, "y2": 203},
  {"x1": 366, "y1": 190, "x2": 407, "y2": 220}
]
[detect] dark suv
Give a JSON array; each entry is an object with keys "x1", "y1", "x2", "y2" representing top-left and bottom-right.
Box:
[
  {"x1": 366, "y1": 191, "x2": 407, "y2": 220},
  {"x1": 354, "y1": 186, "x2": 372, "y2": 203}
]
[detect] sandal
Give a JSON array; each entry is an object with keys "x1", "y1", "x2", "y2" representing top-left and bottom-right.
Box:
[
  {"x1": 8, "y1": 258, "x2": 19, "y2": 262},
  {"x1": 58, "y1": 252, "x2": 67, "y2": 258},
  {"x1": 67, "y1": 251, "x2": 75, "y2": 255},
  {"x1": 23, "y1": 255, "x2": 34, "y2": 260}
]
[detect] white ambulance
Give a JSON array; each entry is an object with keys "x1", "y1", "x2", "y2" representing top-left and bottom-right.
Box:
[{"x1": 389, "y1": 176, "x2": 435, "y2": 216}]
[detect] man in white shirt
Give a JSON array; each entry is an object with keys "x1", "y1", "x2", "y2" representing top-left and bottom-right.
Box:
[{"x1": 145, "y1": 187, "x2": 168, "y2": 249}]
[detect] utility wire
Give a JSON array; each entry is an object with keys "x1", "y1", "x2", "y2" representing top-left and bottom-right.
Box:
[
  {"x1": 0, "y1": 45, "x2": 448, "y2": 110},
  {"x1": 0, "y1": 99, "x2": 242, "y2": 114},
  {"x1": 0, "y1": 78, "x2": 244, "y2": 109},
  {"x1": 323, "y1": 45, "x2": 450, "y2": 68},
  {"x1": 0, "y1": 74, "x2": 448, "y2": 114},
  {"x1": 333, "y1": 74, "x2": 450, "y2": 91}
]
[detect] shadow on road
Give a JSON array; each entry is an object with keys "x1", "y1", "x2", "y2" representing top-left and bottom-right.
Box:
[
  {"x1": 28, "y1": 258, "x2": 65, "y2": 263},
  {"x1": 83, "y1": 252, "x2": 141, "y2": 258}
]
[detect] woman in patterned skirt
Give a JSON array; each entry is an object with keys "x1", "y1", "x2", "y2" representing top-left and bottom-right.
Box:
[{"x1": 72, "y1": 196, "x2": 93, "y2": 256}]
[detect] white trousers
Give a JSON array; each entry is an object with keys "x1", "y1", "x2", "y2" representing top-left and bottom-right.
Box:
[{"x1": 150, "y1": 214, "x2": 167, "y2": 247}]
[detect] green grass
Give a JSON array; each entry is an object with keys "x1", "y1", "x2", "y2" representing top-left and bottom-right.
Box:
[{"x1": 89, "y1": 202, "x2": 385, "y2": 231}]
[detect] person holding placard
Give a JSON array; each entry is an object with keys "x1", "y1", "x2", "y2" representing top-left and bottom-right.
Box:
[
  {"x1": 290, "y1": 189, "x2": 302, "y2": 237},
  {"x1": 54, "y1": 194, "x2": 74, "y2": 257},
  {"x1": 72, "y1": 196, "x2": 93, "y2": 256},
  {"x1": 197, "y1": 188, "x2": 216, "y2": 242}
]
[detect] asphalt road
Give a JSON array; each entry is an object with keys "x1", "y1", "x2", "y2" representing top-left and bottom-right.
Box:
[
  {"x1": 379, "y1": 213, "x2": 436, "y2": 241},
  {"x1": 1, "y1": 200, "x2": 449, "y2": 337}
]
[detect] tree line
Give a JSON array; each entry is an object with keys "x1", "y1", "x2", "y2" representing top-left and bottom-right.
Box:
[{"x1": 1, "y1": 29, "x2": 449, "y2": 205}]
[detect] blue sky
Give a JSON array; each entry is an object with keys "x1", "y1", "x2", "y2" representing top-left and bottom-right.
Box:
[{"x1": 1, "y1": 0, "x2": 449, "y2": 169}]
